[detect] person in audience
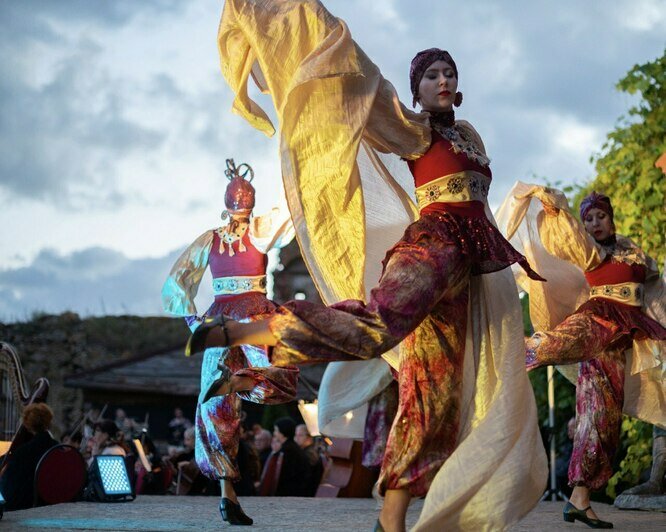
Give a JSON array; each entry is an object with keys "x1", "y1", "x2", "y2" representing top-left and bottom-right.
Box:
[
  {"x1": 272, "y1": 417, "x2": 310, "y2": 496},
  {"x1": 295, "y1": 424, "x2": 324, "y2": 496},
  {"x1": 169, "y1": 427, "x2": 215, "y2": 495},
  {"x1": 61, "y1": 430, "x2": 83, "y2": 449},
  {"x1": 168, "y1": 407, "x2": 193, "y2": 446},
  {"x1": 0, "y1": 403, "x2": 58, "y2": 510},
  {"x1": 253, "y1": 429, "x2": 273, "y2": 468},
  {"x1": 89, "y1": 419, "x2": 128, "y2": 465}
]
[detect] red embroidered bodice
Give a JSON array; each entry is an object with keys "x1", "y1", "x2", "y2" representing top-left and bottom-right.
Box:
[
  {"x1": 585, "y1": 259, "x2": 647, "y2": 286},
  {"x1": 408, "y1": 131, "x2": 492, "y2": 188},
  {"x1": 209, "y1": 232, "x2": 268, "y2": 278},
  {"x1": 408, "y1": 131, "x2": 492, "y2": 218}
]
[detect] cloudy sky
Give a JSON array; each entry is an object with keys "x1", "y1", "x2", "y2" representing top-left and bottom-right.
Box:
[{"x1": 0, "y1": 0, "x2": 664, "y2": 322}]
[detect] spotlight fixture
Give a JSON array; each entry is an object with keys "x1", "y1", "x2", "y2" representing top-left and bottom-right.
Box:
[{"x1": 85, "y1": 455, "x2": 134, "y2": 502}]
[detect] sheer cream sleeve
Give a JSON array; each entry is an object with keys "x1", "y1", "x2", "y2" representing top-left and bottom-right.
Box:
[
  {"x1": 248, "y1": 207, "x2": 296, "y2": 254},
  {"x1": 517, "y1": 185, "x2": 605, "y2": 271},
  {"x1": 161, "y1": 230, "x2": 214, "y2": 316}
]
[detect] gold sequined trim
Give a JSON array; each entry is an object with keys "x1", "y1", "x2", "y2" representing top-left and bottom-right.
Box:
[
  {"x1": 415, "y1": 171, "x2": 491, "y2": 210},
  {"x1": 589, "y1": 282, "x2": 643, "y2": 307}
]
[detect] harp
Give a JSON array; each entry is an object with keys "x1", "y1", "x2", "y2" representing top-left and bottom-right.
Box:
[{"x1": 0, "y1": 342, "x2": 50, "y2": 469}]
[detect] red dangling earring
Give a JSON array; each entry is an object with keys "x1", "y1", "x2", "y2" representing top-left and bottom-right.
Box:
[{"x1": 454, "y1": 91, "x2": 463, "y2": 107}]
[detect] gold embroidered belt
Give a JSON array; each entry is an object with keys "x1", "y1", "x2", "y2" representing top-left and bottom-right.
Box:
[
  {"x1": 213, "y1": 275, "x2": 267, "y2": 295},
  {"x1": 589, "y1": 282, "x2": 643, "y2": 307},
  {"x1": 415, "y1": 171, "x2": 491, "y2": 211}
]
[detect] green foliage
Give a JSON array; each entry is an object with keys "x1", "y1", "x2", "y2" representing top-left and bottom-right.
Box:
[
  {"x1": 574, "y1": 49, "x2": 666, "y2": 266},
  {"x1": 606, "y1": 417, "x2": 654, "y2": 498},
  {"x1": 260, "y1": 404, "x2": 291, "y2": 431},
  {"x1": 520, "y1": 293, "x2": 533, "y2": 336}
]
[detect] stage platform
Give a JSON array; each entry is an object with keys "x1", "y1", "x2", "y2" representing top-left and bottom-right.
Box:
[{"x1": 2, "y1": 496, "x2": 664, "y2": 531}]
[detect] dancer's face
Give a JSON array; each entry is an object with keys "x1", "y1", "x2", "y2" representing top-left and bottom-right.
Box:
[
  {"x1": 228, "y1": 216, "x2": 250, "y2": 237},
  {"x1": 417, "y1": 60, "x2": 458, "y2": 112},
  {"x1": 583, "y1": 207, "x2": 613, "y2": 242}
]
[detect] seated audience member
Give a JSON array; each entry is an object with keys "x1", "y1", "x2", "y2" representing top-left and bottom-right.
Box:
[
  {"x1": 254, "y1": 429, "x2": 273, "y2": 468},
  {"x1": 168, "y1": 407, "x2": 193, "y2": 446},
  {"x1": 273, "y1": 417, "x2": 311, "y2": 497},
  {"x1": 295, "y1": 424, "x2": 324, "y2": 496},
  {"x1": 168, "y1": 427, "x2": 213, "y2": 495},
  {"x1": 89, "y1": 420, "x2": 128, "y2": 465},
  {"x1": 113, "y1": 408, "x2": 136, "y2": 438},
  {"x1": 134, "y1": 434, "x2": 167, "y2": 495},
  {"x1": 0, "y1": 403, "x2": 58, "y2": 510},
  {"x1": 61, "y1": 430, "x2": 83, "y2": 449},
  {"x1": 170, "y1": 427, "x2": 196, "y2": 466}
]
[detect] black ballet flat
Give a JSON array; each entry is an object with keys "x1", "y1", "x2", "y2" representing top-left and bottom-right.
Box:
[
  {"x1": 220, "y1": 497, "x2": 253, "y2": 526},
  {"x1": 185, "y1": 315, "x2": 228, "y2": 357},
  {"x1": 563, "y1": 502, "x2": 613, "y2": 529}
]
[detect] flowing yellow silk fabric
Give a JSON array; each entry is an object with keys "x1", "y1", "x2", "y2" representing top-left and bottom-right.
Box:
[{"x1": 218, "y1": 0, "x2": 430, "y2": 310}]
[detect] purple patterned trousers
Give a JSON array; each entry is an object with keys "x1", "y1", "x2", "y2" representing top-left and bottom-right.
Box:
[
  {"x1": 270, "y1": 219, "x2": 472, "y2": 496},
  {"x1": 195, "y1": 313, "x2": 299, "y2": 481},
  {"x1": 526, "y1": 310, "x2": 625, "y2": 489}
]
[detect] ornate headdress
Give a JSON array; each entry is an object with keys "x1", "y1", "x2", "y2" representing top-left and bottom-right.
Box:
[
  {"x1": 219, "y1": 159, "x2": 255, "y2": 256},
  {"x1": 579, "y1": 191, "x2": 613, "y2": 221},
  {"x1": 410, "y1": 48, "x2": 458, "y2": 108},
  {"x1": 222, "y1": 158, "x2": 255, "y2": 219}
]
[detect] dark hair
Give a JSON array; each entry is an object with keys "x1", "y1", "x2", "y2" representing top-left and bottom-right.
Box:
[
  {"x1": 274, "y1": 417, "x2": 296, "y2": 440},
  {"x1": 94, "y1": 419, "x2": 120, "y2": 439}
]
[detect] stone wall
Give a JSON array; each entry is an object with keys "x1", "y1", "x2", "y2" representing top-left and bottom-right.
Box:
[{"x1": 1, "y1": 312, "x2": 188, "y2": 437}]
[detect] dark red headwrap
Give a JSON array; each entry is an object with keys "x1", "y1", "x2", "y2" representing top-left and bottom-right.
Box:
[
  {"x1": 579, "y1": 191, "x2": 613, "y2": 221},
  {"x1": 410, "y1": 48, "x2": 458, "y2": 107}
]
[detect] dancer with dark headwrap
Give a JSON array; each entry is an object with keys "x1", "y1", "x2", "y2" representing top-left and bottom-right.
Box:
[
  {"x1": 185, "y1": 2, "x2": 548, "y2": 530},
  {"x1": 162, "y1": 159, "x2": 298, "y2": 525},
  {"x1": 498, "y1": 184, "x2": 666, "y2": 529}
]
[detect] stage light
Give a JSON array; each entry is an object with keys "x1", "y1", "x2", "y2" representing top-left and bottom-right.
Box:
[
  {"x1": 298, "y1": 399, "x2": 320, "y2": 436},
  {"x1": 85, "y1": 455, "x2": 134, "y2": 502}
]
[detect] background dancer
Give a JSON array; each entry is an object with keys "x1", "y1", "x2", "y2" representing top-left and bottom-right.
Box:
[
  {"x1": 188, "y1": 2, "x2": 548, "y2": 530},
  {"x1": 162, "y1": 159, "x2": 297, "y2": 526},
  {"x1": 500, "y1": 185, "x2": 666, "y2": 529}
]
